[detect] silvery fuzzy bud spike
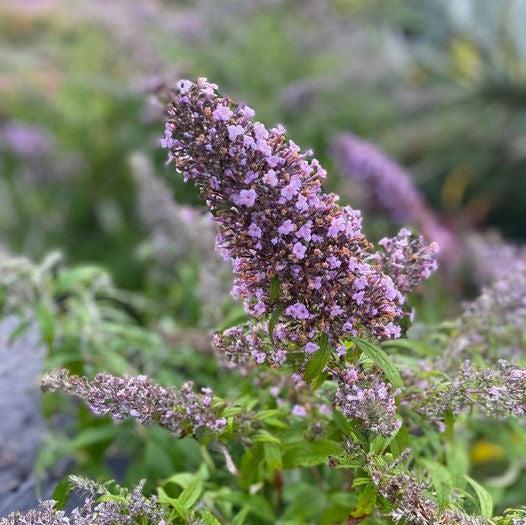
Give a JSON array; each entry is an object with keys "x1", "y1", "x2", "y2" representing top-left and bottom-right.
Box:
[
  {"x1": 41, "y1": 368, "x2": 227, "y2": 437},
  {"x1": 405, "y1": 360, "x2": 526, "y2": 424},
  {"x1": 0, "y1": 479, "x2": 166, "y2": 525}
]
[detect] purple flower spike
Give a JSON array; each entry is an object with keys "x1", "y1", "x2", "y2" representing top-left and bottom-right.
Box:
[{"x1": 162, "y1": 78, "x2": 435, "y2": 360}]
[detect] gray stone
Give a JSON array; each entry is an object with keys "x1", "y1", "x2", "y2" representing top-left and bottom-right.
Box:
[{"x1": 0, "y1": 316, "x2": 51, "y2": 515}]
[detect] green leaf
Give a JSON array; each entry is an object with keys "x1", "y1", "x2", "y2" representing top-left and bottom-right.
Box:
[
  {"x1": 232, "y1": 506, "x2": 251, "y2": 525},
  {"x1": 36, "y1": 303, "x2": 55, "y2": 347},
  {"x1": 264, "y1": 442, "x2": 282, "y2": 473},
  {"x1": 332, "y1": 409, "x2": 353, "y2": 433},
  {"x1": 53, "y1": 266, "x2": 105, "y2": 293},
  {"x1": 222, "y1": 406, "x2": 243, "y2": 418},
  {"x1": 422, "y1": 460, "x2": 453, "y2": 508},
  {"x1": 245, "y1": 495, "x2": 276, "y2": 522},
  {"x1": 268, "y1": 305, "x2": 284, "y2": 341},
  {"x1": 179, "y1": 475, "x2": 203, "y2": 509},
  {"x1": 263, "y1": 418, "x2": 288, "y2": 429},
  {"x1": 351, "y1": 483, "x2": 376, "y2": 518},
  {"x1": 163, "y1": 472, "x2": 195, "y2": 489},
  {"x1": 199, "y1": 510, "x2": 222, "y2": 525},
  {"x1": 219, "y1": 492, "x2": 276, "y2": 522},
  {"x1": 282, "y1": 439, "x2": 341, "y2": 468},
  {"x1": 444, "y1": 410, "x2": 455, "y2": 440},
  {"x1": 303, "y1": 333, "x2": 331, "y2": 386},
  {"x1": 320, "y1": 492, "x2": 356, "y2": 525},
  {"x1": 66, "y1": 425, "x2": 121, "y2": 452},
  {"x1": 254, "y1": 409, "x2": 283, "y2": 421},
  {"x1": 142, "y1": 438, "x2": 175, "y2": 478},
  {"x1": 464, "y1": 475, "x2": 493, "y2": 518},
  {"x1": 52, "y1": 477, "x2": 72, "y2": 510},
  {"x1": 269, "y1": 274, "x2": 280, "y2": 303},
  {"x1": 350, "y1": 337, "x2": 403, "y2": 389},
  {"x1": 216, "y1": 308, "x2": 249, "y2": 331},
  {"x1": 381, "y1": 338, "x2": 433, "y2": 356},
  {"x1": 281, "y1": 484, "x2": 326, "y2": 521},
  {"x1": 253, "y1": 430, "x2": 281, "y2": 444},
  {"x1": 157, "y1": 488, "x2": 190, "y2": 520},
  {"x1": 240, "y1": 444, "x2": 265, "y2": 487},
  {"x1": 369, "y1": 429, "x2": 399, "y2": 455},
  {"x1": 446, "y1": 442, "x2": 469, "y2": 481},
  {"x1": 389, "y1": 425, "x2": 410, "y2": 458}
]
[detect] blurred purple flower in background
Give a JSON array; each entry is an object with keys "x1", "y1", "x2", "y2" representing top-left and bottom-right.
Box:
[
  {"x1": 0, "y1": 121, "x2": 53, "y2": 158},
  {"x1": 331, "y1": 133, "x2": 456, "y2": 259}
]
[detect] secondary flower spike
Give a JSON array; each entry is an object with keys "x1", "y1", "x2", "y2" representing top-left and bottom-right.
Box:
[
  {"x1": 375, "y1": 228, "x2": 439, "y2": 294},
  {"x1": 161, "y1": 79, "x2": 436, "y2": 350},
  {"x1": 42, "y1": 369, "x2": 227, "y2": 437}
]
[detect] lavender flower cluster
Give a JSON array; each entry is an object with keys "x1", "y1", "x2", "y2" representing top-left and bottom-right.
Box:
[
  {"x1": 213, "y1": 322, "x2": 288, "y2": 369},
  {"x1": 375, "y1": 228, "x2": 439, "y2": 294},
  {"x1": 132, "y1": 152, "x2": 215, "y2": 259},
  {"x1": 331, "y1": 133, "x2": 455, "y2": 256},
  {"x1": 0, "y1": 479, "x2": 166, "y2": 525},
  {"x1": 42, "y1": 369, "x2": 227, "y2": 437},
  {"x1": 161, "y1": 79, "x2": 438, "y2": 358},
  {"x1": 334, "y1": 365, "x2": 401, "y2": 436},
  {"x1": 406, "y1": 360, "x2": 526, "y2": 423}
]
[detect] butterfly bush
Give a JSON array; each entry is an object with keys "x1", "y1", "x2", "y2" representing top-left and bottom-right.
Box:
[
  {"x1": 132, "y1": 152, "x2": 216, "y2": 259},
  {"x1": 161, "y1": 78, "x2": 438, "y2": 362},
  {"x1": 331, "y1": 133, "x2": 455, "y2": 256},
  {"x1": 10, "y1": 77, "x2": 520, "y2": 524},
  {"x1": 398, "y1": 263, "x2": 526, "y2": 425},
  {"x1": 1, "y1": 500, "x2": 68, "y2": 525},
  {"x1": 0, "y1": 120, "x2": 53, "y2": 158},
  {"x1": 213, "y1": 321, "x2": 291, "y2": 368},
  {"x1": 42, "y1": 368, "x2": 227, "y2": 437}
]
